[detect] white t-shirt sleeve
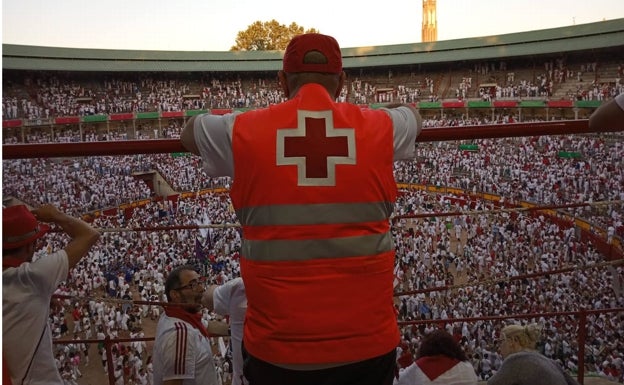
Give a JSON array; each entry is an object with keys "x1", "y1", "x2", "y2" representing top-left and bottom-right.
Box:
[
  {"x1": 213, "y1": 277, "x2": 246, "y2": 316},
  {"x1": 213, "y1": 283, "x2": 233, "y2": 316},
  {"x1": 28, "y1": 250, "x2": 69, "y2": 295},
  {"x1": 381, "y1": 106, "x2": 420, "y2": 161},
  {"x1": 193, "y1": 112, "x2": 241, "y2": 177},
  {"x1": 615, "y1": 93, "x2": 624, "y2": 111}
]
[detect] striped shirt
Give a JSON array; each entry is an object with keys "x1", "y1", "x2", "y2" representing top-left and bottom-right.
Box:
[{"x1": 152, "y1": 313, "x2": 217, "y2": 385}]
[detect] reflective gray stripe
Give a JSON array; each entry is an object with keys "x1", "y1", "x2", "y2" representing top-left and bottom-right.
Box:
[
  {"x1": 235, "y1": 202, "x2": 394, "y2": 226},
  {"x1": 241, "y1": 232, "x2": 393, "y2": 261}
]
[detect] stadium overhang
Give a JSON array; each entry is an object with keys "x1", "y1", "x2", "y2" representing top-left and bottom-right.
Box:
[{"x1": 2, "y1": 19, "x2": 624, "y2": 72}]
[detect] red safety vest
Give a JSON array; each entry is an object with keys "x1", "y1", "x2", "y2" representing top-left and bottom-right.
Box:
[
  {"x1": 230, "y1": 83, "x2": 400, "y2": 364},
  {"x1": 3, "y1": 356, "x2": 12, "y2": 385}
]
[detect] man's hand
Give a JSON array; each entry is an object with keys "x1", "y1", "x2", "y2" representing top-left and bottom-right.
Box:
[
  {"x1": 32, "y1": 204, "x2": 100, "y2": 269},
  {"x1": 31, "y1": 204, "x2": 66, "y2": 224}
]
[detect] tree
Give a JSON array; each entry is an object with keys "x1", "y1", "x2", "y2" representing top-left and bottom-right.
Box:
[{"x1": 231, "y1": 20, "x2": 319, "y2": 51}]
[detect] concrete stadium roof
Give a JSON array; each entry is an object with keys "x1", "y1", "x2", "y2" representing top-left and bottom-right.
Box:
[{"x1": 3, "y1": 18, "x2": 624, "y2": 72}]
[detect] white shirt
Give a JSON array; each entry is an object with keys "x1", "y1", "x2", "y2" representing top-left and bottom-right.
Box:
[
  {"x1": 615, "y1": 92, "x2": 624, "y2": 111},
  {"x1": 3, "y1": 250, "x2": 69, "y2": 385},
  {"x1": 395, "y1": 360, "x2": 478, "y2": 385},
  {"x1": 213, "y1": 277, "x2": 247, "y2": 385},
  {"x1": 153, "y1": 313, "x2": 218, "y2": 385}
]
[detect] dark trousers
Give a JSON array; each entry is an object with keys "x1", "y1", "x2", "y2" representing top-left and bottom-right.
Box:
[{"x1": 242, "y1": 343, "x2": 397, "y2": 385}]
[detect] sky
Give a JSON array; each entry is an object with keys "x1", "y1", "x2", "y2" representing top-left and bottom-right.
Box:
[{"x1": 2, "y1": 0, "x2": 624, "y2": 51}]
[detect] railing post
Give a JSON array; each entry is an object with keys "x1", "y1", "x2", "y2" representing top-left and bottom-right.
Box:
[
  {"x1": 577, "y1": 309, "x2": 587, "y2": 385},
  {"x1": 105, "y1": 336, "x2": 116, "y2": 385}
]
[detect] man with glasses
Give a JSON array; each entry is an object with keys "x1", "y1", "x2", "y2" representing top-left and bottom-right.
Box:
[{"x1": 153, "y1": 265, "x2": 222, "y2": 385}]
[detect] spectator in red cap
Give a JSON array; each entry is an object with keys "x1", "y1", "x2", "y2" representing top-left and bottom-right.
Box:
[
  {"x1": 182, "y1": 33, "x2": 422, "y2": 385},
  {"x1": 3, "y1": 204, "x2": 100, "y2": 384}
]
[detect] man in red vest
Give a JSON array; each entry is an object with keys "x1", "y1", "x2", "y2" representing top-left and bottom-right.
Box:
[{"x1": 181, "y1": 33, "x2": 422, "y2": 385}]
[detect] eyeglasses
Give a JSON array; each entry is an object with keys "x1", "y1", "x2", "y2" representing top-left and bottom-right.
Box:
[{"x1": 175, "y1": 277, "x2": 206, "y2": 291}]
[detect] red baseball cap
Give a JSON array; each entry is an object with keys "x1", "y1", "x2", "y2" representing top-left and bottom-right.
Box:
[
  {"x1": 3, "y1": 205, "x2": 50, "y2": 250},
  {"x1": 283, "y1": 33, "x2": 342, "y2": 74}
]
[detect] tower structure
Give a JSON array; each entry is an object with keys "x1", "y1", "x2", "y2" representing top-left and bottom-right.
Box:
[{"x1": 422, "y1": 0, "x2": 438, "y2": 42}]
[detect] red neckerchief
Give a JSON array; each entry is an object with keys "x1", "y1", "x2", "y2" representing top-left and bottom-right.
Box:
[
  {"x1": 416, "y1": 355, "x2": 460, "y2": 381},
  {"x1": 164, "y1": 306, "x2": 210, "y2": 338},
  {"x1": 2, "y1": 258, "x2": 25, "y2": 269}
]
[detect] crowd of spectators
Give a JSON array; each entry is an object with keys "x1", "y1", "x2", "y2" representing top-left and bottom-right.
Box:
[
  {"x1": 5, "y1": 118, "x2": 624, "y2": 244},
  {"x1": 41, "y1": 194, "x2": 240, "y2": 385},
  {"x1": 4, "y1": 118, "x2": 624, "y2": 235},
  {"x1": 26, "y1": 186, "x2": 623, "y2": 384},
  {"x1": 392, "y1": 189, "x2": 623, "y2": 382},
  {"x1": 571, "y1": 63, "x2": 624, "y2": 102},
  {"x1": 3, "y1": 57, "x2": 622, "y2": 122},
  {"x1": 2, "y1": 64, "x2": 624, "y2": 384},
  {"x1": 401, "y1": 131, "x2": 624, "y2": 210},
  {"x1": 4, "y1": 129, "x2": 624, "y2": 384},
  {"x1": 2, "y1": 74, "x2": 289, "y2": 120},
  {"x1": 3, "y1": 77, "x2": 622, "y2": 150},
  {"x1": 2, "y1": 156, "x2": 154, "y2": 217},
  {"x1": 457, "y1": 58, "x2": 624, "y2": 103}
]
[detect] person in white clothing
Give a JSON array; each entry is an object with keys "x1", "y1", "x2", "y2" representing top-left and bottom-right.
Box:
[
  {"x1": 152, "y1": 265, "x2": 226, "y2": 385},
  {"x1": 3, "y1": 204, "x2": 100, "y2": 385},
  {"x1": 395, "y1": 329, "x2": 478, "y2": 385},
  {"x1": 203, "y1": 277, "x2": 247, "y2": 385},
  {"x1": 114, "y1": 364, "x2": 125, "y2": 385}
]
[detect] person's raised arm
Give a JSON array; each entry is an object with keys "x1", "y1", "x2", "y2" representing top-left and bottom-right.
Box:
[
  {"x1": 384, "y1": 103, "x2": 423, "y2": 136},
  {"x1": 181, "y1": 115, "x2": 201, "y2": 156},
  {"x1": 207, "y1": 320, "x2": 230, "y2": 336},
  {"x1": 588, "y1": 93, "x2": 624, "y2": 130},
  {"x1": 381, "y1": 102, "x2": 423, "y2": 162},
  {"x1": 202, "y1": 284, "x2": 217, "y2": 311},
  {"x1": 32, "y1": 205, "x2": 100, "y2": 270}
]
